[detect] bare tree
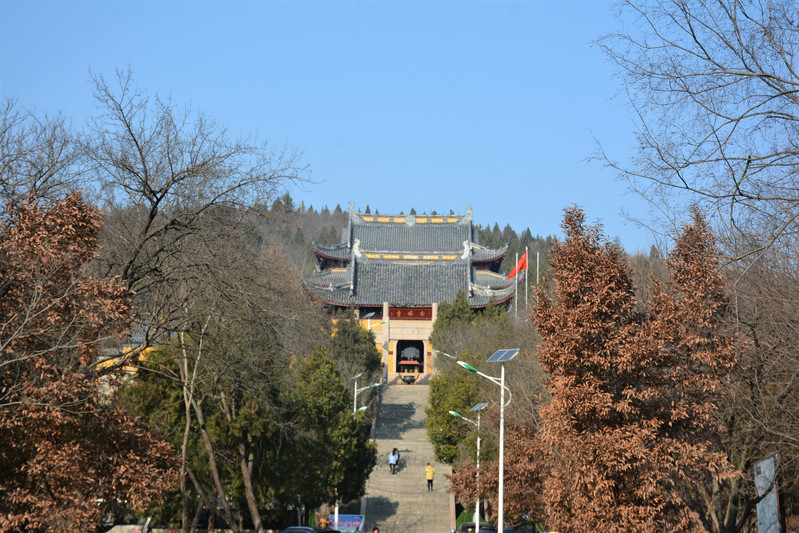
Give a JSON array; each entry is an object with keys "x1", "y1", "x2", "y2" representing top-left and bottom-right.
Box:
[
  {"x1": 598, "y1": 0, "x2": 799, "y2": 259},
  {"x1": 120, "y1": 212, "x2": 330, "y2": 532},
  {"x1": 729, "y1": 242, "x2": 799, "y2": 492},
  {"x1": 0, "y1": 99, "x2": 85, "y2": 201},
  {"x1": 86, "y1": 68, "x2": 306, "y2": 302},
  {"x1": 599, "y1": 2, "x2": 799, "y2": 527},
  {"x1": 82, "y1": 69, "x2": 318, "y2": 531}
]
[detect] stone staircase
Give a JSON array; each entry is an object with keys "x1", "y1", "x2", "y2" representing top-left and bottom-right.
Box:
[{"x1": 362, "y1": 376, "x2": 454, "y2": 533}]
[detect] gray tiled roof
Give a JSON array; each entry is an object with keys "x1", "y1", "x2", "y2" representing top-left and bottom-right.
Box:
[
  {"x1": 304, "y1": 206, "x2": 515, "y2": 308},
  {"x1": 474, "y1": 270, "x2": 514, "y2": 290},
  {"x1": 314, "y1": 241, "x2": 507, "y2": 263},
  {"x1": 303, "y1": 258, "x2": 515, "y2": 308},
  {"x1": 471, "y1": 243, "x2": 508, "y2": 262},
  {"x1": 353, "y1": 261, "x2": 470, "y2": 306},
  {"x1": 312, "y1": 243, "x2": 350, "y2": 260},
  {"x1": 305, "y1": 268, "x2": 350, "y2": 289},
  {"x1": 351, "y1": 223, "x2": 471, "y2": 253},
  {"x1": 469, "y1": 284, "x2": 516, "y2": 307}
]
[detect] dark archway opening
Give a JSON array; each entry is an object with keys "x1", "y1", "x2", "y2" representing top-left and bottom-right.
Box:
[{"x1": 396, "y1": 340, "x2": 424, "y2": 374}]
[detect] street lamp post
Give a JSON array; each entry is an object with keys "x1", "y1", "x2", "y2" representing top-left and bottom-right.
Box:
[
  {"x1": 352, "y1": 372, "x2": 363, "y2": 417},
  {"x1": 338, "y1": 372, "x2": 379, "y2": 529},
  {"x1": 457, "y1": 349, "x2": 518, "y2": 533},
  {"x1": 362, "y1": 311, "x2": 375, "y2": 330},
  {"x1": 354, "y1": 382, "x2": 380, "y2": 413},
  {"x1": 435, "y1": 349, "x2": 458, "y2": 361},
  {"x1": 449, "y1": 402, "x2": 489, "y2": 527},
  {"x1": 361, "y1": 311, "x2": 386, "y2": 331}
]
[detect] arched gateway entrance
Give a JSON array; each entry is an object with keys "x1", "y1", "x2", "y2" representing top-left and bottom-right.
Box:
[{"x1": 395, "y1": 340, "x2": 424, "y2": 375}]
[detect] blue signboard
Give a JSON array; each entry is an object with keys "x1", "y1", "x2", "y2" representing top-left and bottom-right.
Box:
[
  {"x1": 329, "y1": 514, "x2": 364, "y2": 532},
  {"x1": 754, "y1": 454, "x2": 782, "y2": 533}
]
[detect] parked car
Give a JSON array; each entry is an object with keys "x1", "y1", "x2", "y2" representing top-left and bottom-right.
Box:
[
  {"x1": 457, "y1": 522, "x2": 497, "y2": 533},
  {"x1": 279, "y1": 527, "x2": 341, "y2": 533},
  {"x1": 503, "y1": 526, "x2": 534, "y2": 533}
]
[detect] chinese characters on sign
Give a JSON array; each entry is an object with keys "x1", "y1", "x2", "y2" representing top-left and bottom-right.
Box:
[{"x1": 389, "y1": 308, "x2": 432, "y2": 320}]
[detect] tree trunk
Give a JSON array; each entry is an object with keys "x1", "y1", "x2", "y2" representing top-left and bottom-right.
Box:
[
  {"x1": 239, "y1": 439, "x2": 264, "y2": 533},
  {"x1": 179, "y1": 328, "x2": 205, "y2": 533},
  {"x1": 193, "y1": 398, "x2": 240, "y2": 533}
]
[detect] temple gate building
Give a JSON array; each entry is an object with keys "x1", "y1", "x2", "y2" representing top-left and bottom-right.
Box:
[{"x1": 303, "y1": 206, "x2": 516, "y2": 380}]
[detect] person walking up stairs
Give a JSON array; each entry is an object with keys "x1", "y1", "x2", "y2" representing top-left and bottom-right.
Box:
[{"x1": 363, "y1": 378, "x2": 453, "y2": 533}]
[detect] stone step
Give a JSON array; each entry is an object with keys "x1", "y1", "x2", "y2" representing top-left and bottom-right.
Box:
[{"x1": 363, "y1": 382, "x2": 454, "y2": 533}]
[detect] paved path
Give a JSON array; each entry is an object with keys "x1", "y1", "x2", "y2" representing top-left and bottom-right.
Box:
[{"x1": 363, "y1": 377, "x2": 454, "y2": 533}]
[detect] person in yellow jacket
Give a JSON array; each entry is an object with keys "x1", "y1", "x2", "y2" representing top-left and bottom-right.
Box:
[{"x1": 425, "y1": 462, "x2": 436, "y2": 492}]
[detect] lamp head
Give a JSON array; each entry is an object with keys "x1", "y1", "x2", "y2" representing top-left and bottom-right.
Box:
[
  {"x1": 448, "y1": 410, "x2": 464, "y2": 419},
  {"x1": 457, "y1": 361, "x2": 478, "y2": 373}
]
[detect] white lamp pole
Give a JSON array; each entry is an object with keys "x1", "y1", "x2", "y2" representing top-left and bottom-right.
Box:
[
  {"x1": 449, "y1": 402, "x2": 488, "y2": 527},
  {"x1": 457, "y1": 349, "x2": 518, "y2": 533},
  {"x1": 341, "y1": 372, "x2": 377, "y2": 529},
  {"x1": 498, "y1": 362, "x2": 506, "y2": 533},
  {"x1": 361, "y1": 311, "x2": 386, "y2": 331},
  {"x1": 435, "y1": 349, "x2": 458, "y2": 361},
  {"x1": 352, "y1": 372, "x2": 363, "y2": 415},
  {"x1": 362, "y1": 311, "x2": 375, "y2": 330},
  {"x1": 354, "y1": 382, "x2": 380, "y2": 413}
]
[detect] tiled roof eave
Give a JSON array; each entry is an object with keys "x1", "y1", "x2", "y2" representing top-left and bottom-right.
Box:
[
  {"x1": 468, "y1": 291, "x2": 515, "y2": 308},
  {"x1": 472, "y1": 251, "x2": 508, "y2": 263},
  {"x1": 303, "y1": 284, "x2": 354, "y2": 305},
  {"x1": 312, "y1": 243, "x2": 350, "y2": 260},
  {"x1": 471, "y1": 243, "x2": 509, "y2": 262}
]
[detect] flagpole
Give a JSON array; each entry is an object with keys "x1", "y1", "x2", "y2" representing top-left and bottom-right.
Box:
[
  {"x1": 514, "y1": 252, "x2": 518, "y2": 318},
  {"x1": 536, "y1": 251, "x2": 539, "y2": 286},
  {"x1": 535, "y1": 252, "x2": 539, "y2": 305},
  {"x1": 525, "y1": 246, "x2": 528, "y2": 310}
]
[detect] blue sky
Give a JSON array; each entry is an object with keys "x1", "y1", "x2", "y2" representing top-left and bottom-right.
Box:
[{"x1": 1, "y1": 0, "x2": 656, "y2": 252}]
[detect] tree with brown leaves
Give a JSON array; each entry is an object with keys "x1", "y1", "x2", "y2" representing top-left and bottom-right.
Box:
[
  {"x1": 643, "y1": 212, "x2": 740, "y2": 532},
  {"x1": 534, "y1": 207, "x2": 738, "y2": 532},
  {"x1": 447, "y1": 418, "x2": 545, "y2": 527},
  {"x1": 0, "y1": 193, "x2": 175, "y2": 532}
]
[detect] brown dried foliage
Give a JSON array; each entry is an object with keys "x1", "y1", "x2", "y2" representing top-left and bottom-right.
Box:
[
  {"x1": 0, "y1": 193, "x2": 175, "y2": 532},
  {"x1": 533, "y1": 207, "x2": 739, "y2": 532}
]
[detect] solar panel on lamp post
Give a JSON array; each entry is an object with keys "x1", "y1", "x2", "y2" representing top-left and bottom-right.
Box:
[
  {"x1": 457, "y1": 349, "x2": 518, "y2": 533},
  {"x1": 449, "y1": 402, "x2": 489, "y2": 527},
  {"x1": 362, "y1": 311, "x2": 374, "y2": 330}
]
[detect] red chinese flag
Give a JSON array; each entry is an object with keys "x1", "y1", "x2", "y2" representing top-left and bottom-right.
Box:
[{"x1": 507, "y1": 250, "x2": 528, "y2": 279}]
